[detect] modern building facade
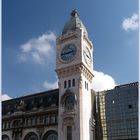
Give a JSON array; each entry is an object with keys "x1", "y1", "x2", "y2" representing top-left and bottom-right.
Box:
[
  {"x1": 2, "y1": 10, "x2": 138, "y2": 140},
  {"x1": 96, "y1": 82, "x2": 138, "y2": 140}
]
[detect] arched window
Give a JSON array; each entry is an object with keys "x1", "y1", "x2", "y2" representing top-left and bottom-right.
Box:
[
  {"x1": 43, "y1": 131, "x2": 57, "y2": 140},
  {"x1": 24, "y1": 132, "x2": 38, "y2": 140},
  {"x1": 2, "y1": 135, "x2": 10, "y2": 140},
  {"x1": 61, "y1": 89, "x2": 77, "y2": 112},
  {"x1": 65, "y1": 95, "x2": 75, "y2": 111},
  {"x1": 47, "y1": 133, "x2": 57, "y2": 140}
]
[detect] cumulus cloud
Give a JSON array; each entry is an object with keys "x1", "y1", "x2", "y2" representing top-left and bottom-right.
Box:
[
  {"x1": 92, "y1": 70, "x2": 116, "y2": 92},
  {"x1": 122, "y1": 13, "x2": 138, "y2": 31},
  {"x1": 2, "y1": 94, "x2": 12, "y2": 101},
  {"x1": 19, "y1": 32, "x2": 56, "y2": 64},
  {"x1": 43, "y1": 79, "x2": 58, "y2": 90},
  {"x1": 43, "y1": 70, "x2": 116, "y2": 92}
]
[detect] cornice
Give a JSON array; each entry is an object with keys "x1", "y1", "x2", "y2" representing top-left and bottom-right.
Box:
[
  {"x1": 2, "y1": 107, "x2": 58, "y2": 120},
  {"x1": 56, "y1": 31, "x2": 80, "y2": 44},
  {"x1": 56, "y1": 63, "x2": 94, "y2": 82},
  {"x1": 83, "y1": 34, "x2": 93, "y2": 49}
]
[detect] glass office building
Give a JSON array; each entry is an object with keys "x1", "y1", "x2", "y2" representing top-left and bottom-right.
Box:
[{"x1": 96, "y1": 82, "x2": 138, "y2": 140}]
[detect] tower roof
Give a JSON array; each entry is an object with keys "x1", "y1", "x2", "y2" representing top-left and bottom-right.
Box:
[{"x1": 62, "y1": 9, "x2": 88, "y2": 35}]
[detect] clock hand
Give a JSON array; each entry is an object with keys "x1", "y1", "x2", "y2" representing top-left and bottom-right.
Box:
[
  {"x1": 61, "y1": 50, "x2": 73, "y2": 56},
  {"x1": 86, "y1": 54, "x2": 90, "y2": 59}
]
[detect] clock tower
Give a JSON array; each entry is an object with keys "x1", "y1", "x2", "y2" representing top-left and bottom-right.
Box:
[{"x1": 56, "y1": 10, "x2": 94, "y2": 140}]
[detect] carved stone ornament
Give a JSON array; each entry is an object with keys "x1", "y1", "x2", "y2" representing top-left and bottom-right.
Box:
[
  {"x1": 56, "y1": 64, "x2": 80, "y2": 78},
  {"x1": 62, "y1": 116, "x2": 76, "y2": 131},
  {"x1": 17, "y1": 100, "x2": 27, "y2": 112},
  {"x1": 36, "y1": 127, "x2": 45, "y2": 138},
  {"x1": 12, "y1": 128, "x2": 23, "y2": 138},
  {"x1": 63, "y1": 117, "x2": 74, "y2": 125},
  {"x1": 57, "y1": 31, "x2": 79, "y2": 44}
]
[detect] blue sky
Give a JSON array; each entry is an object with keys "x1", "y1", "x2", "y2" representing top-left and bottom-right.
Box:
[{"x1": 2, "y1": 0, "x2": 138, "y2": 99}]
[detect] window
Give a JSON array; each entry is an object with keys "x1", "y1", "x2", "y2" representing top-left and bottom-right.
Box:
[
  {"x1": 39, "y1": 116, "x2": 44, "y2": 124},
  {"x1": 85, "y1": 81, "x2": 89, "y2": 90},
  {"x1": 43, "y1": 131, "x2": 57, "y2": 140},
  {"x1": 46, "y1": 116, "x2": 50, "y2": 124},
  {"x1": 28, "y1": 119, "x2": 31, "y2": 126},
  {"x1": 13, "y1": 120, "x2": 20, "y2": 127},
  {"x1": 72, "y1": 79, "x2": 75, "y2": 87},
  {"x1": 32, "y1": 118, "x2": 36, "y2": 126},
  {"x1": 51, "y1": 116, "x2": 55, "y2": 123},
  {"x1": 24, "y1": 133, "x2": 38, "y2": 140},
  {"x1": 68, "y1": 80, "x2": 71, "y2": 88},
  {"x1": 7, "y1": 122, "x2": 10, "y2": 128},
  {"x1": 2, "y1": 123, "x2": 4, "y2": 129},
  {"x1": 26, "y1": 119, "x2": 28, "y2": 126},
  {"x1": 128, "y1": 105, "x2": 132, "y2": 109},
  {"x1": 4, "y1": 122, "x2": 7, "y2": 129},
  {"x1": 65, "y1": 95, "x2": 75, "y2": 111},
  {"x1": 55, "y1": 116, "x2": 58, "y2": 123},
  {"x1": 85, "y1": 81, "x2": 86, "y2": 89},
  {"x1": 27, "y1": 135, "x2": 38, "y2": 140},
  {"x1": 112, "y1": 100, "x2": 115, "y2": 104},
  {"x1": 67, "y1": 126, "x2": 72, "y2": 140},
  {"x1": 64, "y1": 81, "x2": 67, "y2": 89},
  {"x1": 2, "y1": 135, "x2": 10, "y2": 140}
]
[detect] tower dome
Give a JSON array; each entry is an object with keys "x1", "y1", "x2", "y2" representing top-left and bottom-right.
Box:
[{"x1": 62, "y1": 9, "x2": 88, "y2": 36}]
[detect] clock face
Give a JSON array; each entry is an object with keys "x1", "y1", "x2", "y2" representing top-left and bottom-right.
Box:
[
  {"x1": 60, "y1": 44, "x2": 77, "y2": 61},
  {"x1": 83, "y1": 46, "x2": 91, "y2": 66}
]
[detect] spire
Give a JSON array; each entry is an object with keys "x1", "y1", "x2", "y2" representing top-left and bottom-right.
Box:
[
  {"x1": 62, "y1": 10, "x2": 88, "y2": 35},
  {"x1": 71, "y1": 9, "x2": 79, "y2": 17}
]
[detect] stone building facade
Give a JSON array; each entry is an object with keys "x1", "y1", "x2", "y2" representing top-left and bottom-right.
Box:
[
  {"x1": 2, "y1": 10, "x2": 138, "y2": 140},
  {"x1": 2, "y1": 89, "x2": 59, "y2": 140}
]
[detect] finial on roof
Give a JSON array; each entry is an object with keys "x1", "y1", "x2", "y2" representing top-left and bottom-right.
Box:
[
  {"x1": 71, "y1": 9, "x2": 79, "y2": 17},
  {"x1": 62, "y1": 9, "x2": 88, "y2": 35}
]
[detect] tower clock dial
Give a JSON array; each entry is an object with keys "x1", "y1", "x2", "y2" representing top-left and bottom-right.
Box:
[
  {"x1": 83, "y1": 46, "x2": 91, "y2": 66},
  {"x1": 60, "y1": 44, "x2": 77, "y2": 62}
]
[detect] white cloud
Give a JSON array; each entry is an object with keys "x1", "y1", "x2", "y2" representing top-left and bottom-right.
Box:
[
  {"x1": 2, "y1": 94, "x2": 12, "y2": 101},
  {"x1": 43, "y1": 70, "x2": 116, "y2": 92},
  {"x1": 122, "y1": 13, "x2": 138, "y2": 31},
  {"x1": 43, "y1": 79, "x2": 58, "y2": 90},
  {"x1": 19, "y1": 32, "x2": 56, "y2": 64},
  {"x1": 92, "y1": 70, "x2": 116, "y2": 92}
]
